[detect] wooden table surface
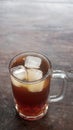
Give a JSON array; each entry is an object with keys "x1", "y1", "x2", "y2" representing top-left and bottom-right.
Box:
[{"x1": 0, "y1": 0, "x2": 73, "y2": 130}]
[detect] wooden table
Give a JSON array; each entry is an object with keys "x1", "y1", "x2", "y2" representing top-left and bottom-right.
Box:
[{"x1": 0, "y1": 0, "x2": 73, "y2": 130}]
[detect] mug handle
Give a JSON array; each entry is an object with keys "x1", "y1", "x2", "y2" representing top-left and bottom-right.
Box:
[{"x1": 49, "y1": 70, "x2": 67, "y2": 102}]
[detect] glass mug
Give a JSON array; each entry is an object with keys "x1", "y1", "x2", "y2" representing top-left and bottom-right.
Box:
[{"x1": 9, "y1": 51, "x2": 67, "y2": 121}]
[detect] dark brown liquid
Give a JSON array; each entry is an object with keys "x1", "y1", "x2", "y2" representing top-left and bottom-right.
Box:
[
  {"x1": 12, "y1": 80, "x2": 50, "y2": 116},
  {"x1": 11, "y1": 54, "x2": 51, "y2": 118}
]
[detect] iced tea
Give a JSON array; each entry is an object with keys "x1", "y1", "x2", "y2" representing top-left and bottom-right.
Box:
[{"x1": 9, "y1": 52, "x2": 52, "y2": 120}]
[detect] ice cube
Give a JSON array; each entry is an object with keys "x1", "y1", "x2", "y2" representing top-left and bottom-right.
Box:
[
  {"x1": 27, "y1": 69, "x2": 43, "y2": 81},
  {"x1": 25, "y1": 56, "x2": 41, "y2": 68},
  {"x1": 26, "y1": 69, "x2": 44, "y2": 92},
  {"x1": 27, "y1": 81, "x2": 45, "y2": 92},
  {"x1": 11, "y1": 65, "x2": 27, "y2": 80},
  {"x1": 11, "y1": 75, "x2": 21, "y2": 87}
]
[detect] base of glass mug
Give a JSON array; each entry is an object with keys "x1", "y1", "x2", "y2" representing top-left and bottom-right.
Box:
[{"x1": 15, "y1": 104, "x2": 48, "y2": 121}]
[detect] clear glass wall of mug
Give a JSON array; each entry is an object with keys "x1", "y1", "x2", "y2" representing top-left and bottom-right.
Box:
[{"x1": 9, "y1": 52, "x2": 67, "y2": 121}]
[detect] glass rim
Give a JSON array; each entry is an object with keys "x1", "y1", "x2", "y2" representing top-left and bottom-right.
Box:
[{"x1": 9, "y1": 51, "x2": 52, "y2": 84}]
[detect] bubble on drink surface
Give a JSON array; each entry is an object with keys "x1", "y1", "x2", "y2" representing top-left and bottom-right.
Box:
[
  {"x1": 27, "y1": 69, "x2": 43, "y2": 81},
  {"x1": 11, "y1": 65, "x2": 27, "y2": 80},
  {"x1": 25, "y1": 56, "x2": 41, "y2": 68}
]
